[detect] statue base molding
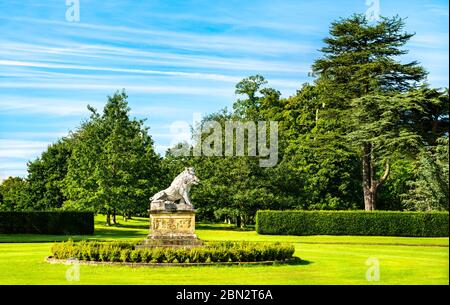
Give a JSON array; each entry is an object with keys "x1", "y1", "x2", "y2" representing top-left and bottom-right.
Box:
[{"x1": 136, "y1": 204, "x2": 203, "y2": 249}]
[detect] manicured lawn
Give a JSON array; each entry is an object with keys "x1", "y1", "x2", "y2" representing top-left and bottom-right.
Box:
[{"x1": 0, "y1": 216, "x2": 448, "y2": 284}]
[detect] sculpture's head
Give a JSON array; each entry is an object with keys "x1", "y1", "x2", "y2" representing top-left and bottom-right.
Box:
[{"x1": 185, "y1": 167, "x2": 200, "y2": 185}]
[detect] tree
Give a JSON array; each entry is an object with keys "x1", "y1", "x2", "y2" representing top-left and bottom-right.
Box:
[
  {"x1": 347, "y1": 87, "x2": 448, "y2": 210},
  {"x1": 233, "y1": 75, "x2": 269, "y2": 120},
  {"x1": 63, "y1": 90, "x2": 163, "y2": 225},
  {"x1": 0, "y1": 177, "x2": 30, "y2": 211},
  {"x1": 162, "y1": 15, "x2": 447, "y2": 215},
  {"x1": 276, "y1": 84, "x2": 363, "y2": 209},
  {"x1": 402, "y1": 136, "x2": 449, "y2": 211},
  {"x1": 164, "y1": 108, "x2": 273, "y2": 228},
  {"x1": 26, "y1": 138, "x2": 72, "y2": 210},
  {"x1": 311, "y1": 14, "x2": 427, "y2": 210}
]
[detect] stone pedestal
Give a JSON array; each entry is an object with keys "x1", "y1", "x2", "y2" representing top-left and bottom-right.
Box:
[{"x1": 136, "y1": 201, "x2": 203, "y2": 248}]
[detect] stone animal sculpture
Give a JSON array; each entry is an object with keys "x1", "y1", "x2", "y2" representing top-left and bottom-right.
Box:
[{"x1": 150, "y1": 167, "x2": 200, "y2": 206}]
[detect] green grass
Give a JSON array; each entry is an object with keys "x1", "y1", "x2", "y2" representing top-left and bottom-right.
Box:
[{"x1": 0, "y1": 215, "x2": 448, "y2": 284}]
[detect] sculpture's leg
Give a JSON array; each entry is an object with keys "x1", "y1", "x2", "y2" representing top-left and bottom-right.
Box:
[
  {"x1": 182, "y1": 190, "x2": 192, "y2": 206},
  {"x1": 179, "y1": 198, "x2": 186, "y2": 204},
  {"x1": 151, "y1": 191, "x2": 166, "y2": 202}
]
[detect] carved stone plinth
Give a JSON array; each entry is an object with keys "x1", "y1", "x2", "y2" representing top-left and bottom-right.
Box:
[
  {"x1": 150, "y1": 210, "x2": 196, "y2": 238},
  {"x1": 136, "y1": 206, "x2": 203, "y2": 249}
]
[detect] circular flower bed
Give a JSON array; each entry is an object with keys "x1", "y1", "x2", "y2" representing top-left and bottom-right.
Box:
[{"x1": 50, "y1": 240, "x2": 296, "y2": 264}]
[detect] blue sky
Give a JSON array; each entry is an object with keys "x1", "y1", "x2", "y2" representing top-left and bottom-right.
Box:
[{"x1": 0, "y1": 0, "x2": 448, "y2": 180}]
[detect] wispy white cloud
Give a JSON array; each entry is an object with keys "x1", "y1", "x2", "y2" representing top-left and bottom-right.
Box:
[
  {"x1": 1, "y1": 17, "x2": 315, "y2": 56},
  {"x1": 0, "y1": 139, "x2": 51, "y2": 158},
  {"x1": 0, "y1": 170, "x2": 28, "y2": 181},
  {"x1": 0, "y1": 60, "x2": 306, "y2": 94},
  {"x1": 0, "y1": 161, "x2": 28, "y2": 170},
  {"x1": 0, "y1": 60, "x2": 241, "y2": 83},
  {"x1": 424, "y1": 4, "x2": 449, "y2": 16},
  {"x1": 0, "y1": 41, "x2": 310, "y2": 73},
  {"x1": 410, "y1": 33, "x2": 449, "y2": 49},
  {"x1": 0, "y1": 96, "x2": 101, "y2": 116},
  {"x1": 0, "y1": 96, "x2": 195, "y2": 118},
  {"x1": 133, "y1": 11, "x2": 320, "y2": 35},
  {"x1": 131, "y1": 106, "x2": 188, "y2": 117},
  {"x1": 0, "y1": 82, "x2": 234, "y2": 96},
  {"x1": 2, "y1": 131, "x2": 68, "y2": 139}
]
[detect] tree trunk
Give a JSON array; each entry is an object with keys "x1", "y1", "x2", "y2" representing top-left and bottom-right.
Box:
[
  {"x1": 362, "y1": 143, "x2": 390, "y2": 211},
  {"x1": 362, "y1": 144, "x2": 374, "y2": 210},
  {"x1": 106, "y1": 213, "x2": 111, "y2": 226},
  {"x1": 112, "y1": 209, "x2": 117, "y2": 225}
]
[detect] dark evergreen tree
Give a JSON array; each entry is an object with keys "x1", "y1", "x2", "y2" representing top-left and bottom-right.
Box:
[{"x1": 312, "y1": 14, "x2": 427, "y2": 210}]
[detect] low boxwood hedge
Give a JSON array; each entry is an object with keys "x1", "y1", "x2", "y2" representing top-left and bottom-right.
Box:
[
  {"x1": 256, "y1": 210, "x2": 449, "y2": 237},
  {"x1": 51, "y1": 240, "x2": 295, "y2": 263},
  {"x1": 0, "y1": 211, "x2": 94, "y2": 234}
]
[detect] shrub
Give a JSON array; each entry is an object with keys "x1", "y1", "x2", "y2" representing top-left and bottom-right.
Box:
[
  {"x1": 139, "y1": 249, "x2": 152, "y2": 263},
  {"x1": 130, "y1": 250, "x2": 141, "y2": 263},
  {"x1": 120, "y1": 249, "x2": 131, "y2": 262},
  {"x1": 0, "y1": 211, "x2": 94, "y2": 234},
  {"x1": 108, "y1": 247, "x2": 122, "y2": 262},
  {"x1": 50, "y1": 240, "x2": 296, "y2": 263},
  {"x1": 256, "y1": 210, "x2": 449, "y2": 237}
]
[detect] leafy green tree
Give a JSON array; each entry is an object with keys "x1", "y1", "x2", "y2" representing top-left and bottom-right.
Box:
[
  {"x1": 26, "y1": 138, "x2": 72, "y2": 210},
  {"x1": 164, "y1": 108, "x2": 273, "y2": 228},
  {"x1": 0, "y1": 177, "x2": 30, "y2": 211},
  {"x1": 233, "y1": 75, "x2": 268, "y2": 120},
  {"x1": 277, "y1": 84, "x2": 362, "y2": 209},
  {"x1": 63, "y1": 91, "x2": 163, "y2": 225},
  {"x1": 402, "y1": 136, "x2": 449, "y2": 211}
]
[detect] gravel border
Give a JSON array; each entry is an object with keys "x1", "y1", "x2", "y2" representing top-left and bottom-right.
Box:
[{"x1": 45, "y1": 256, "x2": 299, "y2": 268}]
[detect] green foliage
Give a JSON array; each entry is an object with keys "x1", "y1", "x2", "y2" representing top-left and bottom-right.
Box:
[
  {"x1": 310, "y1": 15, "x2": 430, "y2": 210},
  {"x1": 164, "y1": 108, "x2": 275, "y2": 227},
  {"x1": 0, "y1": 212, "x2": 94, "y2": 234},
  {"x1": 402, "y1": 137, "x2": 449, "y2": 211},
  {"x1": 233, "y1": 75, "x2": 270, "y2": 120},
  {"x1": 51, "y1": 240, "x2": 296, "y2": 263},
  {"x1": 164, "y1": 15, "x2": 447, "y2": 215},
  {"x1": 376, "y1": 156, "x2": 414, "y2": 210},
  {"x1": 62, "y1": 90, "x2": 164, "y2": 221},
  {"x1": 0, "y1": 177, "x2": 30, "y2": 211},
  {"x1": 256, "y1": 210, "x2": 449, "y2": 237},
  {"x1": 26, "y1": 138, "x2": 72, "y2": 211},
  {"x1": 312, "y1": 14, "x2": 426, "y2": 99}
]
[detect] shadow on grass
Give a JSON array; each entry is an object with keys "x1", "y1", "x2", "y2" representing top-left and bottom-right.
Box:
[
  {"x1": 284, "y1": 257, "x2": 312, "y2": 266},
  {"x1": 100, "y1": 223, "x2": 149, "y2": 230},
  {"x1": 0, "y1": 228, "x2": 147, "y2": 243},
  {"x1": 92, "y1": 228, "x2": 147, "y2": 239},
  {"x1": 197, "y1": 223, "x2": 255, "y2": 231}
]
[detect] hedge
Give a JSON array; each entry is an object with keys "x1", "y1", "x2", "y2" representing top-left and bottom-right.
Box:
[
  {"x1": 256, "y1": 210, "x2": 449, "y2": 237},
  {"x1": 0, "y1": 212, "x2": 94, "y2": 235},
  {"x1": 51, "y1": 240, "x2": 295, "y2": 263}
]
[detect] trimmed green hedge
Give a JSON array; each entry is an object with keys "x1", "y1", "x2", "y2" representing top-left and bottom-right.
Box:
[
  {"x1": 51, "y1": 240, "x2": 295, "y2": 263},
  {"x1": 0, "y1": 212, "x2": 94, "y2": 235},
  {"x1": 256, "y1": 210, "x2": 449, "y2": 237}
]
